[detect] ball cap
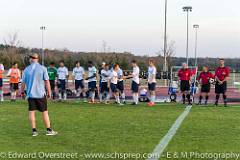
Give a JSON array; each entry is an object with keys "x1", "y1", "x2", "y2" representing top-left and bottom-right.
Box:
[{"x1": 29, "y1": 53, "x2": 39, "y2": 59}]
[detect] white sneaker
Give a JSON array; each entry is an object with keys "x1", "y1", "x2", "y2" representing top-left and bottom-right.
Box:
[
  {"x1": 32, "y1": 131, "x2": 38, "y2": 137},
  {"x1": 46, "y1": 130, "x2": 58, "y2": 136},
  {"x1": 0, "y1": 99, "x2": 4, "y2": 102}
]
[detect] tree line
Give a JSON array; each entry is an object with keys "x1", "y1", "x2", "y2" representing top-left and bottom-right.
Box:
[{"x1": 0, "y1": 44, "x2": 239, "y2": 72}]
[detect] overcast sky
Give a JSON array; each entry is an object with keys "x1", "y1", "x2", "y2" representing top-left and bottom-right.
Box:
[{"x1": 0, "y1": 0, "x2": 239, "y2": 57}]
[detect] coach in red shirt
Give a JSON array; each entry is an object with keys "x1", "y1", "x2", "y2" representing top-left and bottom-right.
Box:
[
  {"x1": 197, "y1": 66, "x2": 213, "y2": 105},
  {"x1": 214, "y1": 58, "x2": 230, "y2": 107},
  {"x1": 178, "y1": 63, "x2": 196, "y2": 105}
]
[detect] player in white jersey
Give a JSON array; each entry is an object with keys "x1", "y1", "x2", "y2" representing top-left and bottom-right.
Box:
[
  {"x1": 110, "y1": 64, "x2": 123, "y2": 105},
  {"x1": 57, "y1": 61, "x2": 69, "y2": 101},
  {"x1": 86, "y1": 61, "x2": 97, "y2": 103},
  {"x1": 72, "y1": 61, "x2": 86, "y2": 102},
  {"x1": 126, "y1": 60, "x2": 140, "y2": 105},
  {"x1": 0, "y1": 63, "x2": 4, "y2": 102},
  {"x1": 99, "y1": 64, "x2": 111, "y2": 103},
  {"x1": 116, "y1": 64, "x2": 126, "y2": 104},
  {"x1": 147, "y1": 59, "x2": 157, "y2": 106}
]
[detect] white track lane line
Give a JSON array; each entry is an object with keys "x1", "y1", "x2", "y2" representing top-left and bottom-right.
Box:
[{"x1": 147, "y1": 105, "x2": 192, "y2": 160}]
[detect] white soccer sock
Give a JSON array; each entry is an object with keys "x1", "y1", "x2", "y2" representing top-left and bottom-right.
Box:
[
  {"x1": 135, "y1": 94, "x2": 139, "y2": 104},
  {"x1": 0, "y1": 90, "x2": 3, "y2": 101},
  {"x1": 91, "y1": 92, "x2": 95, "y2": 102},
  {"x1": 116, "y1": 95, "x2": 120, "y2": 104},
  {"x1": 106, "y1": 92, "x2": 110, "y2": 101},
  {"x1": 121, "y1": 93, "x2": 126, "y2": 101},
  {"x1": 133, "y1": 94, "x2": 136, "y2": 103},
  {"x1": 59, "y1": 93, "x2": 62, "y2": 100},
  {"x1": 64, "y1": 92, "x2": 67, "y2": 100},
  {"x1": 99, "y1": 93, "x2": 103, "y2": 102}
]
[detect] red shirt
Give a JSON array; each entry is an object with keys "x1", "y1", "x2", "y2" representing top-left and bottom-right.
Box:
[
  {"x1": 178, "y1": 68, "x2": 196, "y2": 81},
  {"x1": 215, "y1": 66, "x2": 230, "y2": 81},
  {"x1": 197, "y1": 71, "x2": 214, "y2": 85}
]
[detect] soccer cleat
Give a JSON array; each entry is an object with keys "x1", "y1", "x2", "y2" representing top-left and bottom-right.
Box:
[
  {"x1": 32, "y1": 131, "x2": 38, "y2": 137},
  {"x1": 215, "y1": 101, "x2": 218, "y2": 106},
  {"x1": 118, "y1": 103, "x2": 124, "y2": 106},
  {"x1": 131, "y1": 102, "x2": 137, "y2": 106},
  {"x1": 46, "y1": 130, "x2": 58, "y2": 136},
  {"x1": 148, "y1": 102, "x2": 155, "y2": 107},
  {"x1": 204, "y1": 101, "x2": 208, "y2": 105}
]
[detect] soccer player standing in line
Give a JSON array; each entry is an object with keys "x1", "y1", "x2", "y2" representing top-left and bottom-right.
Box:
[
  {"x1": 7, "y1": 62, "x2": 21, "y2": 102},
  {"x1": 47, "y1": 62, "x2": 57, "y2": 99},
  {"x1": 147, "y1": 59, "x2": 157, "y2": 106},
  {"x1": 72, "y1": 61, "x2": 87, "y2": 102},
  {"x1": 57, "y1": 61, "x2": 69, "y2": 101},
  {"x1": 197, "y1": 66, "x2": 214, "y2": 105},
  {"x1": 110, "y1": 64, "x2": 123, "y2": 105},
  {"x1": 21, "y1": 53, "x2": 57, "y2": 136},
  {"x1": 126, "y1": 60, "x2": 140, "y2": 105},
  {"x1": 0, "y1": 63, "x2": 4, "y2": 102},
  {"x1": 178, "y1": 63, "x2": 196, "y2": 105},
  {"x1": 99, "y1": 64, "x2": 111, "y2": 103},
  {"x1": 116, "y1": 64, "x2": 126, "y2": 104},
  {"x1": 86, "y1": 61, "x2": 97, "y2": 103},
  {"x1": 214, "y1": 58, "x2": 230, "y2": 107}
]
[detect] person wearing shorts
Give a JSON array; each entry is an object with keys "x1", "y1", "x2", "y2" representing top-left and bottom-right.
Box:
[
  {"x1": 197, "y1": 66, "x2": 214, "y2": 105},
  {"x1": 126, "y1": 60, "x2": 140, "y2": 105},
  {"x1": 21, "y1": 53, "x2": 57, "y2": 137},
  {"x1": 99, "y1": 64, "x2": 111, "y2": 103},
  {"x1": 86, "y1": 61, "x2": 97, "y2": 103},
  {"x1": 116, "y1": 65, "x2": 126, "y2": 104},
  {"x1": 147, "y1": 59, "x2": 157, "y2": 106},
  {"x1": 214, "y1": 58, "x2": 230, "y2": 107},
  {"x1": 57, "y1": 61, "x2": 69, "y2": 101},
  {"x1": 0, "y1": 63, "x2": 4, "y2": 102},
  {"x1": 110, "y1": 64, "x2": 123, "y2": 105},
  {"x1": 72, "y1": 61, "x2": 86, "y2": 101},
  {"x1": 47, "y1": 62, "x2": 57, "y2": 99},
  {"x1": 7, "y1": 62, "x2": 21, "y2": 102},
  {"x1": 178, "y1": 63, "x2": 197, "y2": 105}
]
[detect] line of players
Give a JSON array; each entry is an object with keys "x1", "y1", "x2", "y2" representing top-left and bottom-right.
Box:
[
  {"x1": 47, "y1": 59, "x2": 157, "y2": 106},
  {"x1": 0, "y1": 58, "x2": 230, "y2": 106}
]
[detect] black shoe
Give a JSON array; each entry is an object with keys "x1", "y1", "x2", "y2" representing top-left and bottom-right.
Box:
[
  {"x1": 204, "y1": 101, "x2": 208, "y2": 105},
  {"x1": 215, "y1": 101, "x2": 218, "y2": 106},
  {"x1": 197, "y1": 102, "x2": 202, "y2": 105},
  {"x1": 131, "y1": 102, "x2": 137, "y2": 105}
]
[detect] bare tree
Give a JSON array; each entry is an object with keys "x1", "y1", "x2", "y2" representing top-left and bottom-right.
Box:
[{"x1": 158, "y1": 40, "x2": 176, "y2": 71}]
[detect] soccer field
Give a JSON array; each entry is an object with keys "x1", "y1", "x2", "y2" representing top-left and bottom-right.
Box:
[{"x1": 0, "y1": 101, "x2": 240, "y2": 160}]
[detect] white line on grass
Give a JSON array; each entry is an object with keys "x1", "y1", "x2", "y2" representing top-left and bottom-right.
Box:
[{"x1": 147, "y1": 105, "x2": 192, "y2": 160}]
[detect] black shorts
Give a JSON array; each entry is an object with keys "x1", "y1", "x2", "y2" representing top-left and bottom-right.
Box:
[
  {"x1": 110, "y1": 83, "x2": 118, "y2": 93},
  {"x1": 10, "y1": 83, "x2": 19, "y2": 91},
  {"x1": 28, "y1": 97, "x2": 48, "y2": 112},
  {"x1": 100, "y1": 82, "x2": 109, "y2": 93},
  {"x1": 215, "y1": 81, "x2": 227, "y2": 94},
  {"x1": 148, "y1": 83, "x2": 156, "y2": 91},
  {"x1": 58, "y1": 79, "x2": 66, "y2": 90},
  {"x1": 75, "y1": 80, "x2": 84, "y2": 90},
  {"x1": 180, "y1": 80, "x2": 190, "y2": 92},
  {"x1": 88, "y1": 81, "x2": 97, "y2": 91},
  {"x1": 131, "y1": 81, "x2": 139, "y2": 93},
  {"x1": 0, "y1": 78, "x2": 2, "y2": 87},
  {"x1": 49, "y1": 80, "x2": 55, "y2": 90},
  {"x1": 117, "y1": 81, "x2": 124, "y2": 93},
  {"x1": 201, "y1": 83, "x2": 211, "y2": 93}
]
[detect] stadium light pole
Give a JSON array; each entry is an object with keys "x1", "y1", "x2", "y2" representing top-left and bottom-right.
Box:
[
  {"x1": 40, "y1": 26, "x2": 46, "y2": 66},
  {"x1": 193, "y1": 24, "x2": 199, "y2": 67},
  {"x1": 182, "y1": 6, "x2": 192, "y2": 67},
  {"x1": 163, "y1": 0, "x2": 168, "y2": 73}
]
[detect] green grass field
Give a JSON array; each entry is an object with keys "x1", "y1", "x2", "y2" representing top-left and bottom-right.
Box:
[{"x1": 0, "y1": 101, "x2": 240, "y2": 160}]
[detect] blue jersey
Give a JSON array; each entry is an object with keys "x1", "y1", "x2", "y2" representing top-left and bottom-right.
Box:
[{"x1": 22, "y1": 62, "x2": 49, "y2": 98}]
